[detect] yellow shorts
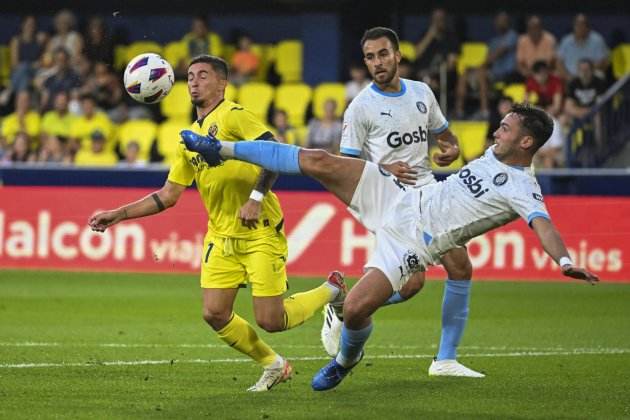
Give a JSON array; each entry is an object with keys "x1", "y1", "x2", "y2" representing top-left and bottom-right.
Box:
[{"x1": 200, "y1": 232, "x2": 289, "y2": 297}]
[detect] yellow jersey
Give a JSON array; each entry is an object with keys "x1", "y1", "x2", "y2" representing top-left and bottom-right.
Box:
[{"x1": 167, "y1": 99, "x2": 284, "y2": 240}]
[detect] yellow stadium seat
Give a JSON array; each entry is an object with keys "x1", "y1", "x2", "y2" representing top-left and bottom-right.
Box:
[
  {"x1": 399, "y1": 41, "x2": 416, "y2": 61},
  {"x1": 612, "y1": 43, "x2": 630, "y2": 79},
  {"x1": 238, "y1": 82, "x2": 274, "y2": 123},
  {"x1": 430, "y1": 145, "x2": 465, "y2": 171},
  {"x1": 163, "y1": 41, "x2": 188, "y2": 69},
  {"x1": 117, "y1": 119, "x2": 158, "y2": 161},
  {"x1": 225, "y1": 83, "x2": 238, "y2": 102},
  {"x1": 157, "y1": 118, "x2": 190, "y2": 164},
  {"x1": 113, "y1": 45, "x2": 128, "y2": 70},
  {"x1": 457, "y1": 42, "x2": 488, "y2": 76},
  {"x1": 294, "y1": 125, "x2": 309, "y2": 146},
  {"x1": 312, "y1": 83, "x2": 346, "y2": 119},
  {"x1": 275, "y1": 40, "x2": 303, "y2": 83},
  {"x1": 253, "y1": 44, "x2": 275, "y2": 82},
  {"x1": 160, "y1": 81, "x2": 192, "y2": 120},
  {"x1": 125, "y1": 41, "x2": 163, "y2": 62},
  {"x1": 275, "y1": 83, "x2": 312, "y2": 127},
  {"x1": 0, "y1": 44, "x2": 10, "y2": 86},
  {"x1": 449, "y1": 120, "x2": 489, "y2": 161},
  {"x1": 503, "y1": 83, "x2": 526, "y2": 103}
]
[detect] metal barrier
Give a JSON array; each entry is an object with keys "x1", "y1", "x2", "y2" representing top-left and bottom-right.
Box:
[{"x1": 567, "y1": 73, "x2": 630, "y2": 167}]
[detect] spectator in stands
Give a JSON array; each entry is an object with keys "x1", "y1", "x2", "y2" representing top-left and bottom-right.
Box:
[
  {"x1": 525, "y1": 60, "x2": 564, "y2": 118},
  {"x1": 74, "y1": 130, "x2": 117, "y2": 166},
  {"x1": 345, "y1": 63, "x2": 370, "y2": 103},
  {"x1": 564, "y1": 58, "x2": 607, "y2": 120},
  {"x1": 36, "y1": 134, "x2": 70, "y2": 164},
  {"x1": 557, "y1": 14, "x2": 610, "y2": 80},
  {"x1": 185, "y1": 16, "x2": 212, "y2": 58},
  {"x1": 516, "y1": 15, "x2": 557, "y2": 79},
  {"x1": 68, "y1": 93, "x2": 113, "y2": 156},
  {"x1": 230, "y1": 33, "x2": 260, "y2": 86},
  {"x1": 534, "y1": 118, "x2": 565, "y2": 169},
  {"x1": 2, "y1": 15, "x2": 47, "y2": 104},
  {"x1": 454, "y1": 11, "x2": 519, "y2": 120},
  {"x1": 413, "y1": 8, "x2": 460, "y2": 95},
  {"x1": 2, "y1": 132, "x2": 35, "y2": 163},
  {"x1": 485, "y1": 95, "x2": 514, "y2": 146},
  {"x1": 44, "y1": 10, "x2": 83, "y2": 65},
  {"x1": 79, "y1": 62, "x2": 124, "y2": 120},
  {"x1": 82, "y1": 16, "x2": 115, "y2": 68},
  {"x1": 119, "y1": 141, "x2": 146, "y2": 167},
  {"x1": 271, "y1": 109, "x2": 300, "y2": 145},
  {"x1": 306, "y1": 98, "x2": 342, "y2": 153},
  {"x1": 398, "y1": 57, "x2": 413, "y2": 79},
  {"x1": 0, "y1": 90, "x2": 40, "y2": 147},
  {"x1": 38, "y1": 47, "x2": 82, "y2": 112},
  {"x1": 40, "y1": 91, "x2": 77, "y2": 141}
]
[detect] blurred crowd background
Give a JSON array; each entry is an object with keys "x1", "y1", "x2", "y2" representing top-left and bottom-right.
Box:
[{"x1": 0, "y1": 1, "x2": 628, "y2": 169}]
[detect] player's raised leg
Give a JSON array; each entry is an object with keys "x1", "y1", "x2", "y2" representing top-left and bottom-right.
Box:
[
  {"x1": 429, "y1": 247, "x2": 485, "y2": 378},
  {"x1": 312, "y1": 268, "x2": 393, "y2": 391},
  {"x1": 180, "y1": 131, "x2": 366, "y2": 206}
]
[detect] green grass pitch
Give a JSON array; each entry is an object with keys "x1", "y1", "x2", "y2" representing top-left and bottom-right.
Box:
[{"x1": 1, "y1": 270, "x2": 629, "y2": 419}]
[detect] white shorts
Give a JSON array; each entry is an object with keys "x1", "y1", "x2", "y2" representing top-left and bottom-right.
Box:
[{"x1": 348, "y1": 162, "x2": 432, "y2": 291}]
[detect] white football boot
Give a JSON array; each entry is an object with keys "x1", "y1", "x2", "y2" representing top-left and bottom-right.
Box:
[
  {"x1": 320, "y1": 271, "x2": 346, "y2": 357},
  {"x1": 247, "y1": 358, "x2": 293, "y2": 392},
  {"x1": 428, "y1": 358, "x2": 485, "y2": 378}
]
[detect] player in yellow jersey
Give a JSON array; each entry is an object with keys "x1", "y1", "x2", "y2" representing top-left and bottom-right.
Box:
[{"x1": 88, "y1": 55, "x2": 347, "y2": 392}]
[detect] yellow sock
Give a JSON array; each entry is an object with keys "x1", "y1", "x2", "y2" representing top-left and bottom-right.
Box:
[
  {"x1": 283, "y1": 283, "x2": 334, "y2": 330},
  {"x1": 216, "y1": 313, "x2": 277, "y2": 367}
]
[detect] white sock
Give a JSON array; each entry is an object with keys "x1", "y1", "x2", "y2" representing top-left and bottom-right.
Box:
[{"x1": 219, "y1": 141, "x2": 235, "y2": 158}]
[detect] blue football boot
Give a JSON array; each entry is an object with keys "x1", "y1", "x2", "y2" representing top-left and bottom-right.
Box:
[
  {"x1": 180, "y1": 129, "x2": 224, "y2": 166},
  {"x1": 311, "y1": 353, "x2": 363, "y2": 391}
]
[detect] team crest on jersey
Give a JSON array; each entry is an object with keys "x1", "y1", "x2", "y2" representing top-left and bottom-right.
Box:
[
  {"x1": 403, "y1": 250, "x2": 422, "y2": 273},
  {"x1": 208, "y1": 123, "x2": 218, "y2": 137},
  {"x1": 493, "y1": 172, "x2": 508, "y2": 186},
  {"x1": 533, "y1": 193, "x2": 544, "y2": 202},
  {"x1": 416, "y1": 101, "x2": 427, "y2": 114}
]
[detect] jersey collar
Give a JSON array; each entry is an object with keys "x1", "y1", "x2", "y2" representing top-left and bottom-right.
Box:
[
  {"x1": 196, "y1": 98, "x2": 225, "y2": 126},
  {"x1": 370, "y1": 79, "x2": 406, "y2": 97}
]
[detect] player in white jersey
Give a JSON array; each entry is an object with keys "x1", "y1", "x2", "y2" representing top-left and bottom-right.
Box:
[
  {"x1": 180, "y1": 103, "x2": 599, "y2": 391},
  {"x1": 320, "y1": 27, "x2": 479, "y2": 378}
]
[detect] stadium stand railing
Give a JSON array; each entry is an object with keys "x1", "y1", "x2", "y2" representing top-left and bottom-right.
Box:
[{"x1": 566, "y1": 73, "x2": 630, "y2": 167}]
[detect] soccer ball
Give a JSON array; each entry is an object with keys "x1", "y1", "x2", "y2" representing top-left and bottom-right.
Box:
[{"x1": 123, "y1": 53, "x2": 174, "y2": 104}]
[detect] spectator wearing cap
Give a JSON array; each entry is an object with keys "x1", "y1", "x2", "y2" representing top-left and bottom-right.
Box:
[
  {"x1": 557, "y1": 14, "x2": 610, "y2": 80},
  {"x1": 74, "y1": 130, "x2": 117, "y2": 166},
  {"x1": 516, "y1": 15, "x2": 557, "y2": 78}
]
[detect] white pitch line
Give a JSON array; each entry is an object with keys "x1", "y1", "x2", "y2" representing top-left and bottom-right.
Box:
[{"x1": 1, "y1": 348, "x2": 629, "y2": 369}]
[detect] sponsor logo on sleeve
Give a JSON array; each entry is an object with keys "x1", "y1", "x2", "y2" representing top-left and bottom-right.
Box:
[{"x1": 533, "y1": 193, "x2": 544, "y2": 202}]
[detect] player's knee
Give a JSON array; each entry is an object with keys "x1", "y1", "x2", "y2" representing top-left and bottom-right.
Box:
[
  {"x1": 300, "y1": 149, "x2": 334, "y2": 177},
  {"x1": 255, "y1": 317, "x2": 284, "y2": 333},
  {"x1": 447, "y1": 260, "x2": 473, "y2": 280},
  {"x1": 399, "y1": 274, "x2": 425, "y2": 299},
  {"x1": 342, "y1": 299, "x2": 369, "y2": 328},
  {"x1": 202, "y1": 308, "x2": 232, "y2": 330}
]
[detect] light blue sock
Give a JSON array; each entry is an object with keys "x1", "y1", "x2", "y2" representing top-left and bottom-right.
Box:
[
  {"x1": 233, "y1": 141, "x2": 302, "y2": 174},
  {"x1": 336, "y1": 323, "x2": 372, "y2": 368},
  {"x1": 436, "y1": 279, "x2": 471, "y2": 361},
  {"x1": 381, "y1": 291, "x2": 406, "y2": 306}
]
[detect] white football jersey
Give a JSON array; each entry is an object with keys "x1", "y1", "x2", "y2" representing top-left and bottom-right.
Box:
[
  {"x1": 340, "y1": 78, "x2": 447, "y2": 187},
  {"x1": 413, "y1": 146, "x2": 551, "y2": 259}
]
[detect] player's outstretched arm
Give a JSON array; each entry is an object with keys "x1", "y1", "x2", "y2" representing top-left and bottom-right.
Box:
[
  {"x1": 88, "y1": 180, "x2": 186, "y2": 232},
  {"x1": 531, "y1": 217, "x2": 599, "y2": 284}
]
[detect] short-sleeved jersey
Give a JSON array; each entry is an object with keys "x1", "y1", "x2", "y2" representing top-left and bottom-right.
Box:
[
  {"x1": 340, "y1": 78, "x2": 448, "y2": 186},
  {"x1": 167, "y1": 99, "x2": 284, "y2": 240},
  {"x1": 414, "y1": 146, "x2": 550, "y2": 259}
]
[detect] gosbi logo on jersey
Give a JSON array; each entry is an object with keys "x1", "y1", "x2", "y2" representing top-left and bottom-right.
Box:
[
  {"x1": 458, "y1": 168, "x2": 489, "y2": 198},
  {"x1": 386, "y1": 126, "x2": 428, "y2": 148}
]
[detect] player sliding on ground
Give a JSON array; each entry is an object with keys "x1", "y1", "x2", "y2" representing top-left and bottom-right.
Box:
[
  {"x1": 89, "y1": 55, "x2": 347, "y2": 392},
  {"x1": 180, "y1": 103, "x2": 599, "y2": 391}
]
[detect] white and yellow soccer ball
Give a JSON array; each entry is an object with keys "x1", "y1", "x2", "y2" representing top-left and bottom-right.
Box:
[{"x1": 123, "y1": 53, "x2": 174, "y2": 104}]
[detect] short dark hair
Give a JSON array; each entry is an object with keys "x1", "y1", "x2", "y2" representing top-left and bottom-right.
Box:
[
  {"x1": 510, "y1": 103, "x2": 554, "y2": 153},
  {"x1": 360, "y1": 27, "x2": 400, "y2": 51},
  {"x1": 189, "y1": 54, "x2": 229, "y2": 80},
  {"x1": 531, "y1": 60, "x2": 548, "y2": 74}
]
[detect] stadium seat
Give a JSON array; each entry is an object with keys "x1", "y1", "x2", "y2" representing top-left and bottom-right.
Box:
[
  {"x1": 117, "y1": 119, "x2": 158, "y2": 161},
  {"x1": 157, "y1": 118, "x2": 190, "y2": 164},
  {"x1": 275, "y1": 83, "x2": 312, "y2": 127},
  {"x1": 430, "y1": 145, "x2": 465, "y2": 171},
  {"x1": 457, "y1": 42, "x2": 488, "y2": 76},
  {"x1": 162, "y1": 41, "x2": 188, "y2": 70},
  {"x1": 312, "y1": 83, "x2": 346, "y2": 119},
  {"x1": 238, "y1": 82, "x2": 274, "y2": 122},
  {"x1": 503, "y1": 83, "x2": 527, "y2": 103},
  {"x1": 0, "y1": 44, "x2": 10, "y2": 86},
  {"x1": 113, "y1": 45, "x2": 128, "y2": 71},
  {"x1": 225, "y1": 83, "x2": 238, "y2": 102},
  {"x1": 399, "y1": 41, "x2": 417, "y2": 61},
  {"x1": 449, "y1": 120, "x2": 489, "y2": 161},
  {"x1": 612, "y1": 43, "x2": 630, "y2": 79},
  {"x1": 275, "y1": 40, "x2": 303, "y2": 83},
  {"x1": 125, "y1": 41, "x2": 163, "y2": 63},
  {"x1": 160, "y1": 81, "x2": 192, "y2": 120},
  {"x1": 253, "y1": 44, "x2": 275, "y2": 82}
]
